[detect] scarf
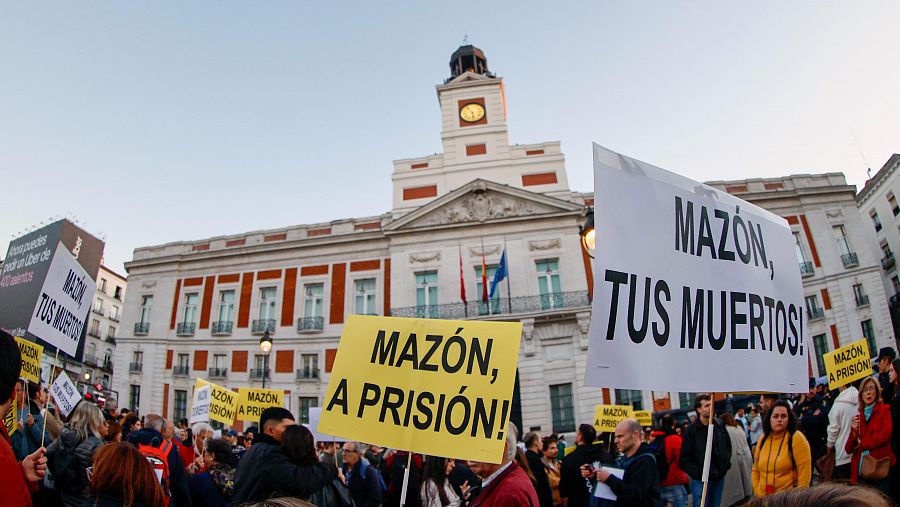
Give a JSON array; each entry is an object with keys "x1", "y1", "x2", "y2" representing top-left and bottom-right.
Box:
[{"x1": 208, "y1": 463, "x2": 235, "y2": 500}]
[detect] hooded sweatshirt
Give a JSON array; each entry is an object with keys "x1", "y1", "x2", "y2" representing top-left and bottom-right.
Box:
[{"x1": 826, "y1": 386, "x2": 858, "y2": 466}]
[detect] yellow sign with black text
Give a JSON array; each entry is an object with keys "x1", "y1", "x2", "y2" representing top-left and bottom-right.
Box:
[
  {"x1": 15, "y1": 337, "x2": 43, "y2": 384},
  {"x1": 194, "y1": 379, "x2": 239, "y2": 425},
  {"x1": 594, "y1": 404, "x2": 634, "y2": 433},
  {"x1": 634, "y1": 410, "x2": 653, "y2": 428},
  {"x1": 3, "y1": 399, "x2": 16, "y2": 436},
  {"x1": 318, "y1": 315, "x2": 522, "y2": 464},
  {"x1": 237, "y1": 388, "x2": 284, "y2": 422},
  {"x1": 824, "y1": 339, "x2": 872, "y2": 390}
]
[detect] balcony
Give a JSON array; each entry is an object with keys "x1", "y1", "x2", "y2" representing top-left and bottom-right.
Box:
[
  {"x1": 208, "y1": 367, "x2": 228, "y2": 379},
  {"x1": 211, "y1": 321, "x2": 233, "y2": 335},
  {"x1": 134, "y1": 322, "x2": 150, "y2": 335},
  {"x1": 808, "y1": 308, "x2": 825, "y2": 321},
  {"x1": 249, "y1": 368, "x2": 269, "y2": 380},
  {"x1": 84, "y1": 355, "x2": 99, "y2": 367},
  {"x1": 173, "y1": 365, "x2": 190, "y2": 377},
  {"x1": 799, "y1": 262, "x2": 814, "y2": 277},
  {"x1": 129, "y1": 362, "x2": 143, "y2": 373},
  {"x1": 391, "y1": 291, "x2": 591, "y2": 320},
  {"x1": 841, "y1": 252, "x2": 859, "y2": 268},
  {"x1": 102, "y1": 360, "x2": 113, "y2": 372},
  {"x1": 109, "y1": 314, "x2": 120, "y2": 323},
  {"x1": 297, "y1": 368, "x2": 320, "y2": 380},
  {"x1": 176, "y1": 322, "x2": 196, "y2": 336},
  {"x1": 92, "y1": 306, "x2": 104, "y2": 316},
  {"x1": 88, "y1": 330, "x2": 101, "y2": 339},
  {"x1": 105, "y1": 337, "x2": 116, "y2": 345},
  {"x1": 297, "y1": 317, "x2": 324, "y2": 333},
  {"x1": 882, "y1": 252, "x2": 896, "y2": 271},
  {"x1": 856, "y1": 295, "x2": 870, "y2": 308},
  {"x1": 252, "y1": 319, "x2": 275, "y2": 335}
]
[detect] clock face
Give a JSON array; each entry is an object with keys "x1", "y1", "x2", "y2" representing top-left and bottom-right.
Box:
[{"x1": 459, "y1": 102, "x2": 486, "y2": 123}]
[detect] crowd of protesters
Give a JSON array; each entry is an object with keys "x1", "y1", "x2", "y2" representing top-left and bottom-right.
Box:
[{"x1": 3, "y1": 327, "x2": 900, "y2": 507}]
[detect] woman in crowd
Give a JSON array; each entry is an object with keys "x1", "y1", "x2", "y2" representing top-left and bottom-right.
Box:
[
  {"x1": 721, "y1": 413, "x2": 754, "y2": 506},
  {"x1": 120, "y1": 413, "x2": 141, "y2": 440},
  {"x1": 540, "y1": 437, "x2": 561, "y2": 506},
  {"x1": 420, "y1": 455, "x2": 467, "y2": 507},
  {"x1": 79, "y1": 442, "x2": 166, "y2": 507},
  {"x1": 47, "y1": 401, "x2": 108, "y2": 507},
  {"x1": 103, "y1": 421, "x2": 122, "y2": 443},
  {"x1": 188, "y1": 438, "x2": 234, "y2": 507},
  {"x1": 749, "y1": 407, "x2": 763, "y2": 448},
  {"x1": 751, "y1": 399, "x2": 812, "y2": 498},
  {"x1": 280, "y1": 424, "x2": 348, "y2": 505},
  {"x1": 844, "y1": 376, "x2": 894, "y2": 494}
]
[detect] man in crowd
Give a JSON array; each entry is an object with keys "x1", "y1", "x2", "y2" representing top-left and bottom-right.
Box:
[
  {"x1": 127, "y1": 413, "x2": 192, "y2": 506},
  {"x1": 231, "y1": 407, "x2": 338, "y2": 504},
  {"x1": 102, "y1": 398, "x2": 118, "y2": 422},
  {"x1": 0, "y1": 331, "x2": 48, "y2": 507},
  {"x1": 186, "y1": 422, "x2": 213, "y2": 472},
  {"x1": 797, "y1": 378, "x2": 830, "y2": 466},
  {"x1": 680, "y1": 394, "x2": 731, "y2": 507},
  {"x1": 586, "y1": 419, "x2": 660, "y2": 506},
  {"x1": 758, "y1": 393, "x2": 779, "y2": 416},
  {"x1": 877, "y1": 347, "x2": 896, "y2": 405},
  {"x1": 342, "y1": 441, "x2": 384, "y2": 507},
  {"x1": 224, "y1": 429, "x2": 245, "y2": 467},
  {"x1": 523, "y1": 431, "x2": 554, "y2": 507},
  {"x1": 826, "y1": 380, "x2": 860, "y2": 480},
  {"x1": 468, "y1": 422, "x2": 539, "y2": 506},
  {"x1": 654, "y1": 414, "x2": 689, "y2": 507},
  {"x1": 558, "y1": 423, "x2": 613, "y2": 507}
]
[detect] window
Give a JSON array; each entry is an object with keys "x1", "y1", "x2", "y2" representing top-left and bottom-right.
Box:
[
  {"x1": 107, "y1": 326, "x2": 116, "y2": 339},
  {"x1": 86, "y1": 343, "x2": 96, "y2": 360},
  {"x1": 354, "y1": 279, "x2": 377, "y2": 315},
  {"x1": 303, "y1": 283, "x2": 324, "y2": 318},
  {"x1": 183, "y1": 293, "x2": 199, "y2": 324},
  {"x1": 177, "y1": 354, "x2": 189, "y2": 368},
  {"x1": 793, "y1": 232, "x2": 807, "y2": 263},
  {"x1": 549, "y1": 384, "x2": 575, "y2": 433},
  {"x1": 174, "y1": 390, "x2": 187, "y2": 422},
  {"x1": 871, "y1": 211, "x2": 883, "y2": 232},
  {"x1": 862, "y1": 320, "x2": 877, "y2": 358},
  {"x1": 298, "y1": 397, "x2": 317, "y2": 424},
  {"x1": 110, "y1": 305, "x2": 119, "y2": 321},
  {"x1": 882, "y1": 243, "x2": 892, "y2": 258},
  {"x1": 890, "y1": 193, "x2": 899, "y2": 216},
  {"x1": 833, "y1": 225, "x2": 853, "y2": 255},
  {"x1": 812, "y1": 334, "x2": 828, "y2": 376},
  {"x1": 90, "y1": 319, "x2": 100, "y2": 336},
  {"x1": 892, "y1": 276, "x2": 900, "y2": 294},
  {"x1": 805, "y1": 295, "x2": 821, "y2": 313},
  {"x1": 114, "y1": 286, "x2": 122, "y2": 300},
  {"x1": 853, "y1": 284, "x2": 868, "y2": 306},
  {"x1": 475, "y1": 265, "x2": 501, "y2": 315},
  {"x1": 140, "y1": 295, "x2": 153, "y2": 324},
  {"x1": 93, "y1": 298, "x2": 103, "y2": 313},
  {"x1": 217, "y1": 290, "x2": 235, "y2": 323},
  {"x1": 258, "y1": 287, "x2": 277, "y2": 321},
  {"x1": 129, "y1": 384, "x2": 141, "y2": 412},
  {"x1": 615, "y1": 389, "x2": 644, "y2": 410},
  {"x1": 103, "y1": 349, "x2": 112, "y2": 365},
  {"x1": 415, "y1": 271, "x2": 438, "y2": 317},
  {"x1": 99, "y1": 278, "x2": 107, "y2": 293},
  {"x1": 254, "y1": 354, "x2": 266, "y2": 371},
  {"x1": 133, "y1": 351, "x2": 143, "y2": 364},
  {"x1": 536, "y1": 259, "x2": 562, "y2": 310},
  {"x1": 679, "y1": 392, "x2": 698, "y2": 410},
  {"x1": 213, "y1": 354, "x2": 227, "y2": 369},
  {"x1": 301, "y1": 354, "x2": 318, "y2": 375}
]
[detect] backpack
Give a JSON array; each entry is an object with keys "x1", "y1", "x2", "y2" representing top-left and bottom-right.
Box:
[
  {"x1": 138, "y1": 440, "x2": 173, "y2": 505},
  {"x1": 647, "y1": 434, "x2": 670, "y2": 482},
  {"x1": 359, "y1": 459, "x2": 388, "y2": 496},
  {"x1": 49, "y1": 440, "x2": 86, "y2": 494}
]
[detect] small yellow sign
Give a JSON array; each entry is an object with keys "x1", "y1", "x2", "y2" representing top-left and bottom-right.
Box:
[
  {"x1": 15, "y1": 337, "x2": 43, "y2": 384},
  {"x1": 3, "y1": 398, "x2": 16, "y2": 436},
  {"x1": 194, "y1": 379, "x2": 239, "y2": 425},
  {"x1": 318, "y1": 315, "x2": 523, "y2": 464},
  {"x1": 236, "y1": 388, "x2": 284, "y2": 423},
  {"x1": 824, "y1": 338, "x2": 872, "y2": 390},
  {"x1": 634, "y1": 410, "x2": 653, "y2": 428},
  {"x1": 594, "y1": 404, "x2": 634, "y2": 433}
]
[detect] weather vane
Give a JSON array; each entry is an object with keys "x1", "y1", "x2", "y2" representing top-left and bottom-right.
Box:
[{"x1": 463, "y1": 35, "x2": 469, "y2": 45}]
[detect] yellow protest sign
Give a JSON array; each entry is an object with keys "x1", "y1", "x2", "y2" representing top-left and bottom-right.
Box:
[
  {"x1": 237, "y1": 388, "x2": 284, "y2": 422},
  {"x1": 594, "y1": 404, "x2": 634, "y2": 432},
  {"x1": 194, "y1": 379, "x2": 238, "y2": 425},
  {"x1": 318, "y1": 315, "x2": 522, "y2": 464},
  {"x1": 634, "y1": 410, "x2": 653, "y2": 428},
  {"x1": 15, "y1": 337, "x2": 43, "y2": 384},
  {"x1": 3, "y1": 398, "x2": 16, "y2": 436},
  {"x1": 824, "y1": 338, "x2": 872, "y2": 390}
]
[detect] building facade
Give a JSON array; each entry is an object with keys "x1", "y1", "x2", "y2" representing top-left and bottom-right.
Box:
[{"x1": 83, "y1": 265, "x2": 125, "y2": 391}]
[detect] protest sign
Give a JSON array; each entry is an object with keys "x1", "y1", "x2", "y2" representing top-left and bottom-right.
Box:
[
  {"x1": 585, "y1": 144, "x2": 807, "y2": 393},
  {"x1": 634, "y1": 410, "x2": 653, "y2": 428},
  {"x1": 236, "y1": 388, "x2": 284, "y2": 423},
  {"x1": 318, "y1": 315, "x2": 522, "y2": 464},
  {"x1": 50, "y1": 371, "x2": 82, "y2": 417},
  {"x1": 15, "y1": 337, "x2": 43, "y2": 384},
  {"x1": 27, "y1": 244, "x2": 97, "y2": 357},
  {"x1": 823, "y1": 339, "x2": 871, "y2": 390},
  {"x1": 305, "y1": 407, "x2": 346, "y2": 444},
  {"x1": 194, "y1": 379, "x2": 238, "y2": 425},
  {"x1": 594, "y1": 405, "x2": 633, "y2": 433},
  {"x1": 190, "y1": 385, "x2": 211, "y2": 424},
  {"x1": 3, "y1": 399, "x2": 16, "y2": 435}
]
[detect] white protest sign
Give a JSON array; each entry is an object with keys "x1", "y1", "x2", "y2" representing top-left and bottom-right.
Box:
[
  {"x1": 28, "y1": 244, "x2": 97, "y2": 357},
  {"x1": 593, "y1": 466, "x2": 625, "y2": 500},
  {"x1": 50, "y1": 371, "x2": 82, "y2": 417},
  {"x1": 585, "y1": 144, "x2": 806, "y2": 393},
  {"x1": 305, "y1": 407, "x2": 346, "y2": 444},
  {"x1": 190, "y1": 385, "x2": 211, "y2": 424}
]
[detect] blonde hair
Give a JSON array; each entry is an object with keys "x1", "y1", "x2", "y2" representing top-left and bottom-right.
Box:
[
  {"x1": 69, "y1": 401, "x2": 104, "y2": 440},
  {"x1": 858, "y1": 376, "x2": 882, "y2": 406}
]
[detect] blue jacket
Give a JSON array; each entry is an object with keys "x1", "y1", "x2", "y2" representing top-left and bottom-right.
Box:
[
  {"x1": 343, "y1": 460, "x2": 384, "y2": 507},
  {"x1": 189, "y1": 471, "x2": 229, "y2": 507}
]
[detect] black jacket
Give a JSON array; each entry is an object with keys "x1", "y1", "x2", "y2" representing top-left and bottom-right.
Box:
[
  {"x1": 525, "y1": 449, "x2": 554, "y2": 507},
  {"x1": 230, "y1": 433, "x2": 337, "y2": 505},
  {"x1": 679, "y1": 419, "x2": 731, "y2": 481},
  {"x1": 558, "y1": 443, "x2": 613, "y2": 507},
  {"x1": 604, "y1": 443, "x2": 660, "y2": 507},
  {"x1": 126, "y1": 429, "x2": 192, "y2": 507},
  {"x1": 881, "y1": 372, "x2": 895, "y2": 407}
]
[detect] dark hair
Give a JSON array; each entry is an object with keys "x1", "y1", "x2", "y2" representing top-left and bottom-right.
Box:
[
  {"x1": 122, "y1": 413, "x2": 141, "y2": 437},
  {"x1": 720, "y1": 413, "x2": 740, "y2": 428},
  {"x1": 205, "y1": 438, "x2": 231, "y2": 464},
  {"x1": 578, "y1": 423, "x2": 596, "y2": 445},
  {"x1": 280, "y1": 425, "x2": 318, "y2": 466},
  {"x1": 0, "y1": 331, "x2": 21, "y2": 406},
  {"x1": 260, "y1": 407, "x2": 294, "y2": 432},
  {"x1": 104, "y1": 421, "x2": 122, "y2": 442},
  {"x1": 523, "y1": 431, "x2": 540, "y2": 449},
  {"x1": 694, "y1": 394, "x2": 712, "y2": 410},
  {"x1": 541, "y1": 436, "x2": 558, "y2": 453},
  {"x1": 661, "y1": 414, "x2": 675, "y2": 430},
  {"x1": 759, "y1": 400, "x2": 798, "y2": 472},
  {"x1": 420, "y1": 455, "x2": 452, "y2": 506},
  {"x1": 743, "y1": 482, "x2": 891, "y2": 507},
  {"x1": 90, "y1": 442, "x2": 166, "y2": 507},
  {"x1": 26, "y1": 381, "x2": 43, "y2": 414},
  {"x1": 515, "y1": 447, "x2": 537, "y2": 486}
]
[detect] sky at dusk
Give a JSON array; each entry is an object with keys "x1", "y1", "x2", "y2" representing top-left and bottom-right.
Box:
[{"x1": 2, "y1": 2, "x2": 898, "y2": 274}]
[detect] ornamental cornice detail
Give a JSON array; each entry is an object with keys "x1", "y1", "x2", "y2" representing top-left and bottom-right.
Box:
[
  {"x1": 413, "y1": 191, "x2": 558, "y2": 228},
  {"x1": 528, "y1": 239, "x2": 561, "y2": 251},
  {"x1": 469, "y1": 246, "x2": 501, "y2": 258},
  {"x1": 409, "y1": 252, "x2": 441, "y2": 263}
]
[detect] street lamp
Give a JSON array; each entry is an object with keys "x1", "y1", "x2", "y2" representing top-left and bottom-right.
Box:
[
  {"x1": 259, "y1": 330, "x2": 272, "y2": 389},
  {"x1": 580, "y1": 207, "x2": 595, "y2": 258},
  {"x1": 84, "y1": 372, "x2": 91, "y2": 382}
]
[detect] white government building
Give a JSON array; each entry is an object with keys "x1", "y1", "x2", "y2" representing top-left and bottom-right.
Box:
[{"x1": 113, "y1": 46, "x2": 895, "y2": 432}]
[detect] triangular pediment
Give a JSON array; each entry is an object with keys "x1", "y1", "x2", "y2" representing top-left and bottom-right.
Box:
[
  {"x1": 384, "y1": 179, "x2": 583, "y2": 233},
  {"x1": 444, "y1": 71, "x2": 498, "y2": 85}
]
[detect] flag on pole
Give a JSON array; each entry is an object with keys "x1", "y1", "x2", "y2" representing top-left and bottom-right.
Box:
[
  {"x1": 459, "y1": 250, "x2": 467, "y2": 304},
  {"x1": 489, "y1": 250, "x2": 507, "y2": 299},
  {"x1": 481, "y1": 253, "x2": 488, "y2": 304}
]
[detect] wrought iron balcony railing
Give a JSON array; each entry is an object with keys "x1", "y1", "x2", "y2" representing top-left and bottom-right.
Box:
[
  {"x1": 129, "y1": 362, "x2": 143, "y2": 373},
  {"x1": 211, "y1": 321, "x2": 233, "y2": 335},
  {"x1": 296, "y1": 368, "x2": 320, "y2": 380},
  {"x1": 84, "y1": 355, "x2": 99, "y2": 367},
  {"x1": 134, "y1": 322, "x2": 150, "y2": 335},
  {"x1": 208, "y1": 367, "x2": 228, "y2": 379},
  {"x1": 391, "y1": 291, "x2": 591, "y2": 320},
  {"x1": 176, "y1": 322, "x2": 196, "y2": 336},
  {"x1": 173, "y1": 365, "x2": 190, "y2": 377},
  {"x1": 297, "y1": 317, "x2": 324, "y2": 332},
  {"x1": 841, "y1": 252, "x2": 859, "y2": 268},
  {"x1": 249, "y1": 368, "x2": 269, "y2": 380},
  {"x1": 799, "y1": 262, "x2": 814, "y2": 277},
  {"x1": 882, "y1": 252, "x2": 895, "y2": 271},
  {"x1": 808, "y1": 308, "x2": 825, "y2": 321},
  {"x1": 252, "y1": 319, "x2": 275, "y2": 334},
  {"x1": 856, "y1": 295, "x2": 870, "y2": 307},
  {"x1": 102, "y1": 360, "x2": 113, "y2": 372}
]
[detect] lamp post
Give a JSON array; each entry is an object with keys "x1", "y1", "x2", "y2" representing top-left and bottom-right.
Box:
[
  {"x1": 259, "y1": 330, "x2": 272, "y2": 389},
  {"x1": 579, "y1": 207, "x2": 595, "y2": 258}
]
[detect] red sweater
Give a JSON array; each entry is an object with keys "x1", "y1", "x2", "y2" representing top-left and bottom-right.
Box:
[
  {"x1": 845, "y1": 402, "x2": 896, "y2": 484},
  {"x1": 0, "y1": 424, "x2": 36, "y2": 506},
  {"x1": 652, "y1": 431, "x2": 688, "y2": 487},
  {"x1": 470, "y1": 462, "x2": 539, "y2": 507}
]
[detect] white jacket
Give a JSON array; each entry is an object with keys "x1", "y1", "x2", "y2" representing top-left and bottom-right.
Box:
[{"x1": 826, "y1": 386, "x2": 859, "y2": 466}]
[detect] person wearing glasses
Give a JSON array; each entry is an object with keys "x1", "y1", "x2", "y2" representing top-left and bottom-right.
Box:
[{"x1": 845, "y1": 376, "x2": 895, "y2": 494}]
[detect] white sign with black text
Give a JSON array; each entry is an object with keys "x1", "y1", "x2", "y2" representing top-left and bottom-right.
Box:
[
  {"x1": 585, "y1": 144, "x2": 807, "y2": 393},
  {"x1": 190, "y1": 385, "x2": 211, "y2": 424},
  {"x1": 50, "y1": 371, "x2": 82, "y2": 418}
]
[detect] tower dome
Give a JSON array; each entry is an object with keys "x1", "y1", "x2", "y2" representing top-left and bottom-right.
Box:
[{"x1": 448, "y1": 45, "x2": 493, "y2": 80}]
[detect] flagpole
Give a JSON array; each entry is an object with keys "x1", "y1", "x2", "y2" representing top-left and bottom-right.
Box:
[
  {"x1": 504, "y1": 238, "x2": 512, "y2": 314},
  {"x1": 459, "y1": 243, "x2": 468, "y2": 318}
]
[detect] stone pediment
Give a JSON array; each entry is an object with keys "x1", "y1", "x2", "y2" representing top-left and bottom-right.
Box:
[{"x1": 384, "y1": 179, "x2": 582, "y2": 233}]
